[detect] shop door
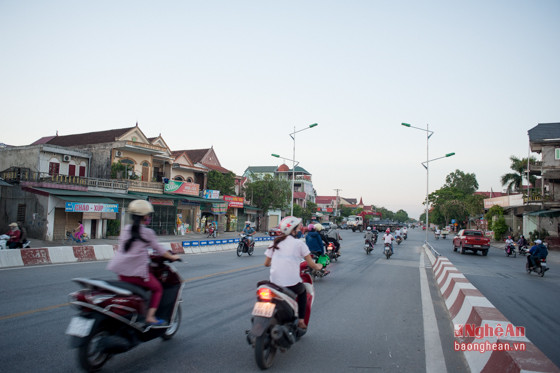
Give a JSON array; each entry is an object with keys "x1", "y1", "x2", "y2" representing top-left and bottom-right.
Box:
[
  {"x1": 91, "y1": 220, "x2": 97, "y2": 239},
  {"x1": 53, "y1": 208, "x2": 66, "y2": 240}
]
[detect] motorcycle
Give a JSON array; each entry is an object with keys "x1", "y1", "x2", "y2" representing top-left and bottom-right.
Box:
[
  {"x1": 326, "y1": 242, "x2": 338, "y2": 262},
  {"x1": 66, "y1": 254, "x2": 183, "y2": 372},
  {"x1": 309, "y1": 253, "x2": 329, "y2": 280},
  {"x1": 206, "y1": 225, "x2": 217, "y2": 238},
  {"x1": 518, "y1": 245, "x2": 529, "y2": 256},
  {"x1": 403, "y1": 232, "x2": 408, "y2": 240},
  {"x1": 364, "y1": 240, "x2": 374, "y2": 255},
  {"x1": 237, "y1": 234, "x2": 255, "y2": 257},
  {"x1": 247, "y1": 262, "x2": 314, "y2": 369},
  {"x1": 396, "y1": 236, "x2": 403, "y2": 245},
  {"x1": 435, "y1": 233, "x2": 440, "y2": 240},
  {"x1": 526, "y1": 257, "x2": 549, "y2": 277},
  {"x1": 384, "y1": 243, "x2": 392, "y2": 259},
  {"x1": 505, "y1": 243, "x2": 517, "y2": 258}
]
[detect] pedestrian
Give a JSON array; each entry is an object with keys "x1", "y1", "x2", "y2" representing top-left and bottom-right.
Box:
[{"x1": 6, "y1": 223, "x2": 21, "y2": 249}]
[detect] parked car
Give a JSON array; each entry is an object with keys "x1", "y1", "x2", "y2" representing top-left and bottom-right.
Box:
[
  {"x1": 321, "y1": 222, "x2": 332, "y2": 231},
  {"x1": 452, "y1": 229, "x2": 490, "y2": 256},
  {"x1": 268, "y1": 226, "x2": 282, "y2": 236}
]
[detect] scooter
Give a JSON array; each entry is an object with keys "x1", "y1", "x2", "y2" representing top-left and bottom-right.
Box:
[
  {"x1": 505, "y1": 243, "x2": 516, "y2": 258},
  {"x1": 247, "y1": 262, "x2": 314, "y2": 369},
  {"x1": 396, "y1": 236, "x2": 403, "y2": 245},
  {"x1": 206, "y1": 225, "x2": 217, "y2": 238},
  {"x1": 326, "y1": 242, "x2": 338, "y2": 262},
  {"x1": 403, "y1": 232, "x2": 408, "y2": 240},
  {"x1": 384, "y1": 243, "x2": 392, "y2": 259},
  {"x1": 526, "y1": 257, "x2": 548, "y2": 277},
  {"x1": 66, "y1": 254, "x2": 183, "y2": 372},
  {"x1": 518, "y1": 245, "x2": 529, "y2": 256},
  {"x1": 364, "y1": 240, "x2": 374, "y2": 255},
  {"x1": 309, "y1": 253, "x2": 329, "y2": 280},
  {"x1": 237, "y1": 234, "x2": 255, "y2": 256}
]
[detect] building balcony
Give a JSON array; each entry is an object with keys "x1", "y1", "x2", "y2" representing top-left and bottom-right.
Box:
[
  {"x1": 127, "y1": 179, "x2": 164, "y2": 193},
  {"x1": 523, "y1": 188, "x2": 554, "y2": 204}
]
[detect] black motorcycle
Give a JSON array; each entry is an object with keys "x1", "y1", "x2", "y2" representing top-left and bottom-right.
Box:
[{"x1": 237, "y1": 234, "x2": 255, "y2": 256}]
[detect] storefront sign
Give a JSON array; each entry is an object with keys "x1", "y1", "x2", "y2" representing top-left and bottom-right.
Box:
[
  {"x1": 65, "y1": 202, "x2": 118, "y2": 213},
  {"x1": 211, "y1": 202, "x2": 227, "y2": 214},
  {"x1": 222, "y1": 195, "x2": 244, "y2": 208},
  {"x1": 164, "y1": 180, "x2": 200, "y2": 196},
  {"x1": 149, "y1": 198, "x2": 174, "y2": 206},
  {"x1": 203, "y1": 189, "x2": 220, "y2": 199}
]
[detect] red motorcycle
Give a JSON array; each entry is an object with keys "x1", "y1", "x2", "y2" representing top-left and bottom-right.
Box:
[
  {"x1": 247, "y1": 262, "x2": 315, "y2": 369},
  {"x1": 66, "y1": 254, "x2": 183, "y2": 372}
]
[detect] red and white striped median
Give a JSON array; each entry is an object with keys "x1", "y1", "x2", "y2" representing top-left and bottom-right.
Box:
[{"x1": 425, "y1": 246, "x2": 559, "y2": 373}]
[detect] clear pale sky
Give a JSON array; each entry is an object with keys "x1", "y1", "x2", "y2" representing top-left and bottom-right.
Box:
[{"x1": 1, "y1": 1, "x2": 559, "y2": 219}]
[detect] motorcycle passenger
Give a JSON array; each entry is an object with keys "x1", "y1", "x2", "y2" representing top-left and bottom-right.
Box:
[
  {"x1": 364, "y1": 226, "x2": 375, "y2": 249},
  {"x1": 107, "y1": 200, "x2": 181, "y2": 326},
  {"x1": 305, "y1": 224, "x2": 324, "y2": 256},
  {"x1": 327, "y1": 224, "x2": 342, "y2": 256},
  {"x1": 6, "y1": 223, "x2": 21, "y2": 249},
  {"x1": 242, "y1": 221, "x2": 256, "y2": 249},
  {"x1": 435, "y1": 227, "x2": 441, "y2": 239},
  {"x1": 527, "y1": 239, "x2": 549, "y2": 271},
  {"x1": 314, "y1": 223, "x2": 330, "y2": 247},
  {"x1": 264, "y1": 216, "x2": 323, "y2": 329},
  {"x1": 382, "y1": 228, "x2": 394, "y2": 254},
  {"x1": 517, "y1": 235, "x2": 528, "y2": 250}
]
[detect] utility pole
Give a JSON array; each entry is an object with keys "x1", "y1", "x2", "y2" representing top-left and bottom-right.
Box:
[{"x1": 334, "y1": 188, "x2": 342, "y2": 220}]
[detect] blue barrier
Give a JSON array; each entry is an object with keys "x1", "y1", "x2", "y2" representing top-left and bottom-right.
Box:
[
  {"x1": 200, "y1": 240, "x2": 208, "y2": 246},
  {"x1": 234, "y1": 238, "x2": 240, "y2": 243},
  {"x1": 227, "y1": 239, "x2": 234, "y2": 243}
]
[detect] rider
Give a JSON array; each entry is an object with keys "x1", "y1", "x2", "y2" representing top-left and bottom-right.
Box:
[
  {"x1": 505, "y1": 236, "x2": 515, "y2": 254},
  {"x1": 364, "y1": 226, "x2": 375, "y2": 249},
  {"x1": 305, "y1": 224, "x2": 324, "y2": 256},
  {"x1": 107, "y1": 200, "x2": 181, "y2": 326},
  {"x1": 402, "y1": 226, "x2": 408, "y2": 238},
  {"x1": 314, "y1": 223, "x2": 330, "y2": 248},
  {"x1": 527, "y1": 239, "x2": 549, "y2": 270},
  {"x1": 394, "y1": 227, "x2": 402, "y2": 242},
  {"x1": 326, "y1": 224, "x2": 342, "y2": 256},
  {"x1": 517, "y1": 235, "x2": 528, "y2": 250},
  {"x1": 435, "y1": 227, "x2": 441, "y2": 238},
  {"x1": 6, "y1": 223, "x2": 21, "y2": 249},
  {"x1": 242, "y1": 221, "x2": 256, "y2": 248},
  {"x1": 264, "y1": 216, "x2": 323, "y2": 329},
  {"x1": 382, "y1": 228, "x2": 394, "y2": 254}
]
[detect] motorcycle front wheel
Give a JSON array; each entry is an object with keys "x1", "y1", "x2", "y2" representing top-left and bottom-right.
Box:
[
  {"x1": 255, "y1": 333, "x2": 277, "y2": 370},
  {"x1": 162, "y1": 305, "x2": 182, "y2": 340},
  {"x1": 78, "y1": 323, "x2": 111, "y2": 372},
  {"x1": 248, "y1": 245, "x2": 254, "y2": 256},
  {"x1": 237, "y1": 244, "x2": 243, "y2": 257}
]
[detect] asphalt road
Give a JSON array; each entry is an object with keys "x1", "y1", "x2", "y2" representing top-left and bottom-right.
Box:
[
  {"x1": 0, "y1": 229, "x2": 471, "y2": 372},
  {"x1": 427, "y1": 235, "x2": 560, "y2": 368}
]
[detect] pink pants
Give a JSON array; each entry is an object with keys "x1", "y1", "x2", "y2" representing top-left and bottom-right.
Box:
[{"x1": 119, "y1": 273, "x2": 163, "y2": 309}]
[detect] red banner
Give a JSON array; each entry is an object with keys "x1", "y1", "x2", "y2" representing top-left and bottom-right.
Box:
[{"x1": 222, "y1": 195, "x2": 244, "y2": 208}]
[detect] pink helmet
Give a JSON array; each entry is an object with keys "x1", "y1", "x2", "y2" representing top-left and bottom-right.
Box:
[
  {"x1": 386, "y1": 228, "x2": 391, "y2": 233},
  {"x1": 307, "y1": 224, "x2": 315, "y2": 231},
  {"x1": 279, "y1": 216, "x2": 302, "y2": 235}
]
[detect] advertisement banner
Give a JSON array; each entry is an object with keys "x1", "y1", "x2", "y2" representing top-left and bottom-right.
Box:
[
  {"x1": 164, "y1": 180, "x2": 200, "y2": 196},
  {"x1": 211, "y1": 202, "x2": 227, "y2": 214},
  {"x1": 203, "y1": 189, "x2": 220, "y2": 199},
  {"x1": 65, "y1": 202, "x2": 119, "y2": 213},
  {"x1": 149, "y1": 198, "x2": 174, "y2": 206},
  {"x1": 222, "y1": 195, "x2": 244, "y2": 208}
]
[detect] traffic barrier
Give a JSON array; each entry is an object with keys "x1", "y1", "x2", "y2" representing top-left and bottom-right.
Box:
[
  {"x1": 424, "y1": 246, "x2": 559, "y2": 373},
  {"x1": 0, "y1": 236, "x2": 274, "y2": 268}
]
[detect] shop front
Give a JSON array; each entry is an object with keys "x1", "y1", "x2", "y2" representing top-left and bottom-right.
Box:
[{"x1": 222, "y1": 195, "x2": 244, "y2": 232}]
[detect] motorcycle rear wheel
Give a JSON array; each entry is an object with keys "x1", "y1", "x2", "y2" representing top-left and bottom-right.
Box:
[
  {"x1": 162, "y1": 305, "x2": 182, "y2": 340},
  {"x1": 255, "y1": 333, "x2": 277, "y2": 370},
  {"x1": 78, "y1": 323, "x2": 111, "y2": 372}
]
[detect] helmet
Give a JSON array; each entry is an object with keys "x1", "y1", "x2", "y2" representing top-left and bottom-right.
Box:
[
  {"x1": 386, "y1": 228, "x2": 390, "y2": 233},
  {"x1": 245, "y1": 221, "x2": 251, "y2": 226},
  {"x1": 367, "y1": 226, "x2": 371, "y2": 230},
  {"x1": 307, "y1": 224, "x2": 315, "y2": 231},
  {"x1": 314, "y1": 223, "x2": 323, "y2": 232},
  {"x1": 535, "y1": 239, "x2": 542, "y2": 244},
  {"x1": 128, "y1": 200, "x2": 154, "y2": 216},
  {"x1": 279, "y1": 216, "x2": 302, "y2": 235},
  {"x1": 508, "y1": 236, "x2": 511, "y2": 239}
]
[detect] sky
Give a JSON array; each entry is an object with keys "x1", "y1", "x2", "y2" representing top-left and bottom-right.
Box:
[{"x1": 1, "y1": 0, "x2": 559, "y2": 219}]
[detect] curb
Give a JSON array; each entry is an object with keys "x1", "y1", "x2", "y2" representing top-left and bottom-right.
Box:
[
  {"x1": 423, "y1": 245, "x2": 559, "y2": 373},
  {"x1": 0, "y1": 237, "x2": 274, "y2": 268}
]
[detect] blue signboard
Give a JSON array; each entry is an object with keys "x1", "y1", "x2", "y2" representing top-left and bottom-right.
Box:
[
  {"x1": 182, "y1": 241, "x2": 191, "y2": 247},
  {"x1": 191, "y1": 241, "x2": 200, "y2": 246},
  {"x1": 208, "y1": 240, "x2": 215, "y2": 245},
  {"x1": 65, "y1": 202, "x2": 118, "y2": 213},
  {"x1": 200, "y1": 240, "x2": 208, "y2": 246},
  {"x1": 227, "y1": 239, "x2": 234, "y2": 243}
]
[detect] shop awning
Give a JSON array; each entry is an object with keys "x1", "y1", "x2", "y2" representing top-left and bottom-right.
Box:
[
  {"x1": 25, "y1": 187, "x2": 117, "y2": 203},
  {"x1": 55, "y1": 195, "x2": 117, "y2": 204},
  {"x1": 526, "y1": 209, "x2": 560, "y2": 217}
]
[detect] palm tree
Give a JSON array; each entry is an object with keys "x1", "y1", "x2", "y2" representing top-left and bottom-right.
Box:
[{"x1": 501, "y1": 155, "x2": 537, "y2": 193}]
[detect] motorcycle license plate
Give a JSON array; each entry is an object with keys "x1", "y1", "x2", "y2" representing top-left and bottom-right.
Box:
[
  {"x1": 65, "y1": 316, "x2": 95, "y2": 337},
  {"x1": 252, "y1": 302, "x2": 275, "y2": 317}
]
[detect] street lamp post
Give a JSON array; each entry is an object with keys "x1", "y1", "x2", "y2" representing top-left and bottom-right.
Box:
[
  {"x1": 402, "y1": 123, "x2": 455, "y2": 244},
  {"x1": 288, "y1": 123, "x2": 318, "y2": 216}
]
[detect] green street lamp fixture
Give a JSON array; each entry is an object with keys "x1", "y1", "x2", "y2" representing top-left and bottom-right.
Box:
[{"x1": 287, "y1": 123, "x2": 318, "y2": 216}]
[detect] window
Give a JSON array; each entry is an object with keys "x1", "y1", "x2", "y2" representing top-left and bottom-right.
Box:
[
  {"x1": 17, "y1": 204, "x2": 26, "y2": 222},
  {"x1": 79, "y1": 166, "x2": 86, "y2": 177},
  {"x1": 49, "y1": 162, "x2": 60, "y2": 175},
  {"x1": 555, "y1": 148, "x2": 560, "y2": 160},
  {"x1": 187, "y1": 177, "x2": 194, "y2": 183},
  {"x1": 69, "y1": 164, "x2": 76, "y2": 176},
  {"x1": 174, "y1": 176, "x2": 185, "y2": 181}
]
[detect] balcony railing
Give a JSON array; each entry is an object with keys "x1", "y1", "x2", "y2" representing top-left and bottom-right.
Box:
[
  {"x1": 523, "y1": 188, "x2": 554, "y2": 203},
  {"x1": 128, "y1": 179, "x2": 164, "y2": 193}
]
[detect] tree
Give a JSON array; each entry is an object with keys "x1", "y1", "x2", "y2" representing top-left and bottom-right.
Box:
[
  {"x1": 501, "y1": 155, "x2": 537, "y2": 193},
  {"x1": 394, "y1": 209, "x2": 409, "y2": 223},
  {"x1": 207, "y1": 170, "x2": 236, "y2": 196},
  {"x1": 243, "y1": 174, "x2": 291, "y2": 214},
  {"x1": 444, "y1": 170, "x2": 479, "y2": 195},
  {"x1": 485, "y1": 205, "x2": 504, "y2": 232}
]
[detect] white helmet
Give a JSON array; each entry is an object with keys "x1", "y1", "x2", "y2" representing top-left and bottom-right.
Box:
[
  {"x1": 535, "y1": 239, "x2": 542, "y2": 244},
  {"x1": 314, "y1": 223, "x2": 324, "y2": 232},
  {"x1": 367, "y1": 226, "x2": 371, "y2": 230},
  {"x1": 128, "y1": 200, "x2": 154, "y2": 216},
  {"x1": 279, "y1": 216, "x2": 302, "y2": 235}
]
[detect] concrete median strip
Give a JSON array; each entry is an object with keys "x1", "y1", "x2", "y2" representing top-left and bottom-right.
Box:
[
  {"x1": 424, "y1": 245, "x2": 559, "y2": 373},
  {"x1": 0, "y1": 238, "x2": 274, "y2": 268}
]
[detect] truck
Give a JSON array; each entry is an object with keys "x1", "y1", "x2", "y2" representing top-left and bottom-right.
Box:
[
  {"x1": 452, "y1": 229, "x2": 491, "y2": 256},
  {"x1": 347, "y1": 215, "x2": 364, "y2": 232}
]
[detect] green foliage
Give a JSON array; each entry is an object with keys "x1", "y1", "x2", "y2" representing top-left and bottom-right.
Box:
[
  {"x1": 107, "y1": 219, "x2": 120, "y2": 236},
  {"x1": 529, "y1": 229, "x2": 549, "y2": 243},
  {"x1": 393, "y1": 209, "x2": 409, "y2": 223},
  {"x1": 339, "y1": 206, "x2": 353, "y2": 218},
  {"x1": 501, "y1": 155, "x2": 538, "y2": 193},
  {"x1": 444, "y1": 170, "x2": 479, "y2": 195},
  {"x1": 207, "y1": 170, "x2": 236, "y2": 196},
  {"x1": 492, "y1": 216, "x2": 508, "y2": 240},
  {"x1": 243, "y1": 174, "x2": 291, "y2": 213},
  {"x1": 485, "y1": 205, "x2": 504, "y2": 231},
  {"x1": 111, "y1": 162, "x2": 126, "y2": 179}
]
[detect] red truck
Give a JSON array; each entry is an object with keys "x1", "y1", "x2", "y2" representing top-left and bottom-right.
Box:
[{"x1": 452, "y1": 229, "x2": 491, "y2": 256}]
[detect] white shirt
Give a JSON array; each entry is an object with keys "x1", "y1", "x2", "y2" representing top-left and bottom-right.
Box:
[
  {"x1": 395, "y1": 229, "x2": 401, "y2": 237},
  {"x1": 383, "y1": 233, "x2": 394, "y2": 244},
  {"x1": 265, "y1": 235, "x2": 311, "y2": 287},
  {"x1": 402, "y1": 228, "x2": 408, "y2": 233}
]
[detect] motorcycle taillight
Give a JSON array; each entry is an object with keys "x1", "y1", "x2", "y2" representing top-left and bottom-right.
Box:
[{"x1": 257, "y1": 288, "x2": 274, "y2": 302}]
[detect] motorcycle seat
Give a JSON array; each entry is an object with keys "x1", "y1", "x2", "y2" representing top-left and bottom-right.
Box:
[
  {"x1": 106, "y1": 280, "x2": 151, "y2": 301},
  {"x1": 257, "y1": 280, "x2": 298, "y2": 300}
]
